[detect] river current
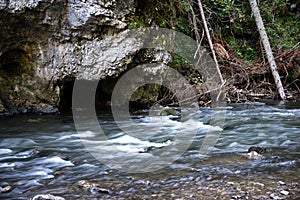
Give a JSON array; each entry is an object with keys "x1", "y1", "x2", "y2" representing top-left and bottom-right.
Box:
[{"x1": 0, "y1": 102, "x2": 299, "y2": 199}]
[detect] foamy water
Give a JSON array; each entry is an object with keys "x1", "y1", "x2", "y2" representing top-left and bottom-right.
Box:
[{"x1": 0, "y1": 102, "x2": 299, "y2": 199}]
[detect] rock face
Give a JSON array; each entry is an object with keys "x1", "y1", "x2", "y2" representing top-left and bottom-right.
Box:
[{"x1": 0, "y1": 0, "x2": 144, "y2": 113}]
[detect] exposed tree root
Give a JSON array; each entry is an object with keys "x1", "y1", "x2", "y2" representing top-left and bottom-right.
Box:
[{"x1": 219, "y1": 47, "x2": 300, "y2": 103}]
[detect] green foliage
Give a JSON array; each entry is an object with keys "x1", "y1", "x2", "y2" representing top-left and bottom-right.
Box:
[
  {"x1": 211, "y1": 0, "x2": 233, "y2": 17},
  {"x1": 131, "y1": 0, "x2": 186, "y2": 29},
  {"x1": 201, "y1": 0, "x2": 299, "y2": 62},
  {"x1": 128, "y1": 0, "x2": 196, "y2": 74},
  {"x1": 258, "y1": 0, "x2": 300, "y2": 49},
  {"x1": 129, "y1": 0, "x2": 299, "y2": 64},
  {"x1": 227, "y1": 36, "x2": 256, "y2": 61},
  {"x1": 171, "y1": 54, "x2": 192, "y2": 71},
  {"x1": 176, "y1": 15, "x2": 193, "y2": 36},
  {"x1": 169, "y1": 54, "x2": 202, "y2": 83},
  {"x1": 127, "y1": 18, "x2": 146, "y2": 29},
  {"x1": 202, "y1": 0, "x2": 257, "y2": 60}
]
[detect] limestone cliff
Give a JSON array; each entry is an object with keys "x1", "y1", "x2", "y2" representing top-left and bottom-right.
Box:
[{"x1": 0, "y1": 0, "x2": 141, "y2": 114}]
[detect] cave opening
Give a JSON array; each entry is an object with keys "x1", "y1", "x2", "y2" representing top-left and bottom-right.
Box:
[
  {"x1": 58, "y1": 76, "x2": 119, "y2": 113},
  {"x1": 57, "y1": 76, "x2": 178, "y2": 114}
]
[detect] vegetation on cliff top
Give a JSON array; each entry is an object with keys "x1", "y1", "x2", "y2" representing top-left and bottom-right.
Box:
[{"x1": 128, "y1": 0, "x2": 300, "y2": 103}]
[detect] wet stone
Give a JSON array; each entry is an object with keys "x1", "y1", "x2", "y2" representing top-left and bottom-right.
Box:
[
  {"x1": 278, "y1": 181, "x2": 285, "y2": 185},
  {"x1": 252, "y1": 182, "x2": 265, "y2": 188},
  {"x1": 227, "y1": 181, "x2": 235, "y2": 186},
  {"x1": 279, "y1": 190, "x2": 289, "y2": 196},
  {"x1": 91, "y1": 187, "x2": 110, "y2": 194},
  {"x1": 0, "y1": 185, "x2": 12, "y2": 193},
  {"x1": 248, "y1": 146, "x2": 267, "y2": 154},
  {"x1": 231, "y1": 195, "x2": 242, "y2": 199},
  {"x1": 31, "y1": 194, "x2": 65, "y2": 200},
  {"x1": 252, "y1": 195, "x2": 268, "y2": 199},
  {"x1": 270, "y1": 193, "x2": 284, "y2": 200},
  {"x1": 242, "y1": 151, "x2": 263, "y2": 160},
  {"x1": 77, "y1": 180, "x2": 110, "y2": 194}
]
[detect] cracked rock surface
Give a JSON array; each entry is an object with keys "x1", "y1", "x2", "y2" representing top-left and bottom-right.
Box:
[{"x1": 0, "y1": 0, "x2": 140, "y2": 113}]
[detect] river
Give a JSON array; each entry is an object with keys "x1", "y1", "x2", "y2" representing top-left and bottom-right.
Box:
[{"x1": 0, "y1": 101, "x2": 299, "y2": 199}]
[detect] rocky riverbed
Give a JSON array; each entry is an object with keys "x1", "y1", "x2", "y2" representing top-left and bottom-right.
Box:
[{"x1": 15, "y1": 169, "x2": 300, "y2": 199}]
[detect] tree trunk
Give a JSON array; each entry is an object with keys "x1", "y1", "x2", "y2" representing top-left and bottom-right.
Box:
[
  {"x1": 249, "y1": 0, "x2": 286, "y2": 100},
  {"x1": 197, "y1": 0, "x2": 224, "y2": 85}
]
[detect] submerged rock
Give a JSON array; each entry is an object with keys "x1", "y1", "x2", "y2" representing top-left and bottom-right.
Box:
[
  {"x1": 32, "y1": 104, "x2": 59, "y2": 114},
  {"x1": 269, "y1": 193, "x2": 282, "y2": 200},
  {"x1": 158, "y1": 106, "x2": 178, "y2": 116},
  {"x1": 242, "y1": 151, "x2": 263, "y2": 160},
  {"x1": 77, "y1": 180, "x2": 110, "y2": 194},
  {"x1": 0, "y1": 185, "x2": 12, "y2": 193},
  {"x1": 241, "y1": 146, "x2": 267, "y2": 160},
  {"x1": 248, "y1": 146, "x2": 267, "y2": 154}
]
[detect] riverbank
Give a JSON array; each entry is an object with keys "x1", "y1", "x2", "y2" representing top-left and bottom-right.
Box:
[
  {"x1": 26, "y1": 170, "x2": 299, "y2": 200},
  {"x1": 221, "y1": 47, "x2": 300, "y2": 103},
  {"x1": 67, "y1": 171, "x2": 299, "y2": 200}
]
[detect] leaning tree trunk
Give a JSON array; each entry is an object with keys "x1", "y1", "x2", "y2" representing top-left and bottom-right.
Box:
[
  {"x1": 197, "y1": 0, "x2": 224, "y2": 85},
  {"x1": 249, "y1": 0, "x2": 286, "y2": 100}
]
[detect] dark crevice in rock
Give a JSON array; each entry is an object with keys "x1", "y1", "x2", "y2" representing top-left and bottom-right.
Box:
[
  {"x1": 57, "y1": 76, "x2": 75, "y2": 112},
  {"x1": 96, "y1": 77, "x2": 119, "y2": 107},
  {"x1": 0, "y1": 48, "x2": 32, "y2": 76}
]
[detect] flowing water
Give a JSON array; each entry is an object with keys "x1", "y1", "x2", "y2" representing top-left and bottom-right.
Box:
[{"x1": 0, "y1": 102, "x2": 299, "y2": 199}]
